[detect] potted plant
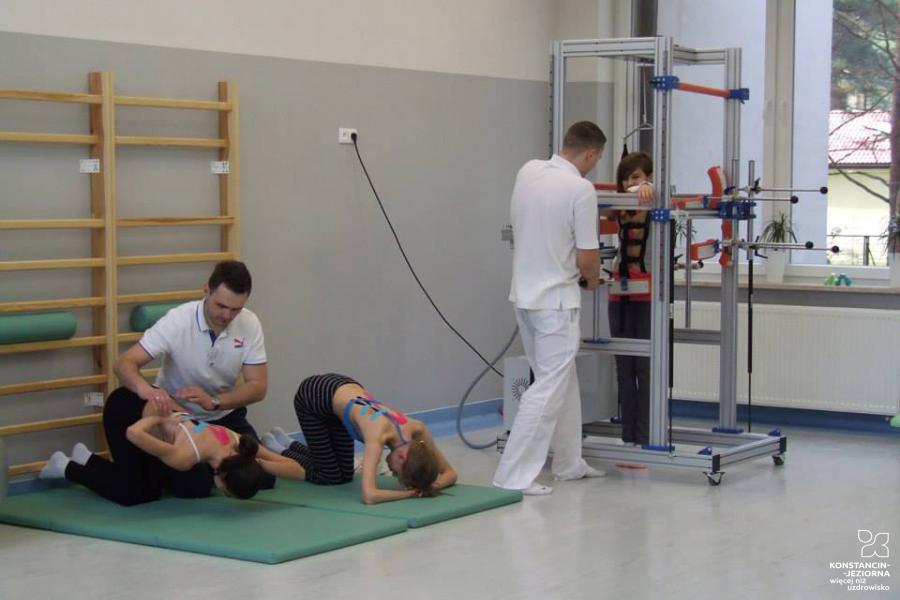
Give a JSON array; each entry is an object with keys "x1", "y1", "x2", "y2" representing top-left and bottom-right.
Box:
[
  {"x1": 888, "y1": 213, "x2": 900, "y2": 287},
  {"x1": 759, "y1": 212, "x2": 797, "y2": 283},
  {"x1": 674, "y1": 217, "x2": 697, "y2": 266}
]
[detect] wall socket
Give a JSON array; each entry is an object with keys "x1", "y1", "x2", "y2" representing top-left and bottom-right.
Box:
[
  {"x1": 338, "y1": 128, "x2": 358, "y2": 144},
  {"x1": 83, "y1": 392, "x2": 104, "y2": 407}
]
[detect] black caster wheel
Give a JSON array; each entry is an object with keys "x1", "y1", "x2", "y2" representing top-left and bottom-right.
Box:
[
  {"x1": 705, "y1": 471, "x2": 724, "y2": 486},
  {"x1": 773, "y1": 455, "x2": 785, "y2": 466}
]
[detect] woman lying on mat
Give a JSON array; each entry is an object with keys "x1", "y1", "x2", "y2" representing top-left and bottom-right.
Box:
[
  {"x1": 258, "y1": 373, "x2": 457, "y2": 504},
  {"x1": 39, "y1": 390, "x2": 281, "y2": 505}
]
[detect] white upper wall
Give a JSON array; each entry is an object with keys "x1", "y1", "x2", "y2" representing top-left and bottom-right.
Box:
[
  {"x1": 0, "y1": 0, "x2": 624, "y2": 82},
  {"x1": 554, "y1": 0, "x2": 626, "y2": 82},
  {"x1": 0, "y1": 0, "x2": 559, "y2": 81}
]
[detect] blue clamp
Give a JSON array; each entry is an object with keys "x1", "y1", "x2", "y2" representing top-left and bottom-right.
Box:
[
  {"x1": 717, "y1": 201, "x2": 756, "y2": 221},
  {"x1": 649, "y1": 208, "x2": 671, "y2": 222},
  {"x1": 641, "y1": 443, "x2": 675, "y2": 452},
  {"x1": 697, "y1": 446, "x2": 713, "y2": 456},
  {"x1": 712, "y1": 426, "x2": 744, "y2": 434},
  {"x1": 728, "y1": 88, "x2": 750, "y2": 102},
  {"x1": 650, "y1": 75, "x2": 680, "y2": 91},
  {"x1": 767, "y1": 428, "x2": 782, "y2": 437},
  {"x1": 835, "y1": 273, "x2": 852, "y2": 287}
]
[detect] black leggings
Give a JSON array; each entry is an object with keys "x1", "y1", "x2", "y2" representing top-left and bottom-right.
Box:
[
  {"x1": 609, "y1": 300, "x2": 651, "y2": 445},
  {"x1": 64, "y1": 387, "x2": 205, "y2": 506},
  {"x1": 282, "y1": 374, "x2": 358, "y2": 485}
]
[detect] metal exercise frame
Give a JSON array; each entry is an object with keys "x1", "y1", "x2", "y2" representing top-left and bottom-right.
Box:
[{"x1": 514, "y1": 37, "x2": 786, "y2": 485}]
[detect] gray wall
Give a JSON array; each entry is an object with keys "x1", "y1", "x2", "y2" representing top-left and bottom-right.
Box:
[{"x1": 0, "y1": 32, "x2": 576, "y2": 467}]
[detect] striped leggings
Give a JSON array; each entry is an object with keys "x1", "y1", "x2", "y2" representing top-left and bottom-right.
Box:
[{"x1": 282, "y1": 373, "x2": 358, "y2": 485}]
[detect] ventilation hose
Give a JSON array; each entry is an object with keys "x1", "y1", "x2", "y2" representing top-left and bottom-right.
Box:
[{"x1": 456, "y1": 326, "x2": 520, "y2": 449}]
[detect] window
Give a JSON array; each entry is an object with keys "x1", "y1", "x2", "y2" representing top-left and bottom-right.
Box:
[{"x1": 818, "y1": 0, "x2": 896, "y2": 266}]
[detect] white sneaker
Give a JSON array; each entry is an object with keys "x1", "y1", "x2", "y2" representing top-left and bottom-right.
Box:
[
  {"x1": 582, "y1": 465, "x2": 607, "y2": 478},
  {"x1": 71, "y1": 442, "x2": 92, "y2": 466},
  {"x1": 353, "y1": 454, "x2": 390, "y2": 475},
  {"x1": 557, "y1": 465, "x2": 607, "y2": 481},
  {"x1": 39, "y1": 451, "x2": 70, "y2": 479},
  {"x1": 261, "y1": 433, "x2": 286, "y2": 454},
  {"x1": 522, "y1": 483, "x2": 554, "y2": 496}
]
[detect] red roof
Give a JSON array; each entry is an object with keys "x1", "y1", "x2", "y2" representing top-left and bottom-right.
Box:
[{"x1": 829, "y1": 110, "x2": 890, "y2": 167}]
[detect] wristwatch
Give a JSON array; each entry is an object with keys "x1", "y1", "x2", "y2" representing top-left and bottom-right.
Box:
[{"x1": 210, "y1": 396, "x2": 221, "y2": 410}]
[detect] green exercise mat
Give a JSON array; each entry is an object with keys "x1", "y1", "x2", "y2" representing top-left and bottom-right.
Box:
[
  {"x1": 0, "y1": 486, "x2": 407, "y2": 564},
  {"x1": 0, "y1": 311, "x2": 76, "y2": 345},
  {"x1": 130, "y1": 303, "x2": 181, "y2": 332},
  {"x1": 254, "y1": 476, "x2": 522, "y2": 527}
]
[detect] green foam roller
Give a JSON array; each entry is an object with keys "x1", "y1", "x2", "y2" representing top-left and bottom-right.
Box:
[
  {"x1": 0, "y1": 311, "x2": 77, "y2": 345},
  {"x1": 130, "y1": 303, "x2": 181, "y2": 332},
  {"x1": 0, "y1": 436, "x2": 7, "y2": 503}
]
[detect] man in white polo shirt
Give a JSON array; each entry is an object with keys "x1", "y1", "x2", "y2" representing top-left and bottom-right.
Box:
[
  {"x1": 493, "y1": 121, "x2": 607, "y2": 496},
  {"x1": 113, "y1": 260, "x2": 272, "y2": 493}
]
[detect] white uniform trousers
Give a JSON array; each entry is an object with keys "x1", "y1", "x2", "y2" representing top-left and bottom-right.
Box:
[{"x1": 493, "y1": 307, "x2": 591, "y2": 490}]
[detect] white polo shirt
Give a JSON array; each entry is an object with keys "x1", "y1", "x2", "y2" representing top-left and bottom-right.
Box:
[
  {"x1": 139, "y1": 300, "x2": 267, "y2": 420},
  {"x1": 509, "y1": 154, "x2": 599, "y2": 310}
]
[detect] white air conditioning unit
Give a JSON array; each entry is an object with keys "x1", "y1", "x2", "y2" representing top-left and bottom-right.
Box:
[{"x1": 502, "y1": 352, "x2": 617, "y2": 430}]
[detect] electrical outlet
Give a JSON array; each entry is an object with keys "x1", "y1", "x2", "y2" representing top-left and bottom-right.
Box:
[
  {"x1": 83, "y1": 392, "x2": 104, "y2": 407},
  {"x1": 79, "y1": 158, "x2": 100, "y2": 173},
  {"x1": 210, "y1": 160, "x2": 230, "y2": 174},
  {"x1": 338, "y1": 128, "x2": 357, "y2": 144}
]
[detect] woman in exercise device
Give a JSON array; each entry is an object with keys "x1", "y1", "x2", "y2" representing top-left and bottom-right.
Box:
[
  {"x1": 607, "y1": 152, "x2": 654, "y2": 446},
  {"x1": 259, "y1": 373, "x2": 457, "y2": 504},
  {"x1": 39, "y1": 390, "x2": 275, "y2": 505}
]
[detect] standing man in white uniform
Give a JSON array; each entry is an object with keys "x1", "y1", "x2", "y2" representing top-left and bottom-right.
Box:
[{"x1": 493, "y1": 121, "x2": 607, "y2": 496}]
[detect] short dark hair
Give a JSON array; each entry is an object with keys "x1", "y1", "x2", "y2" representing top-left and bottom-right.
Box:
[
  {"x1": 615, "y1": 152, "x2": 654, "y2": 193},
  {"x1": 562, "y1": 121, "x2": 607, "y2": 153},
  {"x1": 208, "y1": 260, "x2": 252, "y2": 295}
]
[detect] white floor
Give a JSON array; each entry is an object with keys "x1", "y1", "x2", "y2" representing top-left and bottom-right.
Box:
[{"x1": 1, "y1": 422, "x2": 898, "y2": 600}]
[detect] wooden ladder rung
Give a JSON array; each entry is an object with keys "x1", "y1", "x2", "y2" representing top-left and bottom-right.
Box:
[
  {"x1": 8, "y1": 451, "x2": 110, "y2": 477},
  {"x1": 0, "y1": 132, "x2": 99, "y2": 144},
  {"x1": 116, "y1": 135, "x2": 227, "y2": 148},
  {"x1": 0, "y1": 414, "x2": 103, "y2": 437},
  {"x1": 0, "y1": 219, "x2": 104, "y2": 230},
  {"x1": 115, "y1": 95, "x2": 231, "y2": 111},
  {"x1": 118, "y1": 332, "x2": 142, "y2": 343},
  {"x1": 118, "y1": 289, "x2": 202, "y2": 305},
  {"x1": 0, "y1": 374, "x2": 107, "y2": 396},
  {"x1": 141, "y1": 368, "x2": 160, "y2": 378},
  {"x1": 0, "y1": 89, "x2": 102, "y2": 105},
  {"x1": 0, "y1": 336, "x2": 106, "y2": 355},
  {"x1": 0, "y1": 296, "x2": 105, "y2": 313},
  {"x1": 117, "y1": 216, "x2": 235, "y2": 228},
  {"x1": 117, "y1": 252, "x2": 233, "y2": 266},
  {"x1": 0, "y1": 258, "x2": 106, "y2": 272}
]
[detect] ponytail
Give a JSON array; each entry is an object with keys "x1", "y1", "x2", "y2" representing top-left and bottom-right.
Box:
[{"x1": 217, "y1": 434, "x2": 264, "y2": 499}]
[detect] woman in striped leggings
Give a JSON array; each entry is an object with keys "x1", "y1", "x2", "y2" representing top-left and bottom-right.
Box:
[{"x1": 258, "y1": 373, "x2": 457, "y2": 504}]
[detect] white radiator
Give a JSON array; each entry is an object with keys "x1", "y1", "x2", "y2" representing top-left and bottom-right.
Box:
[{"x1": 673, "y1": 301, "x2": 900, "y2": 415}]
